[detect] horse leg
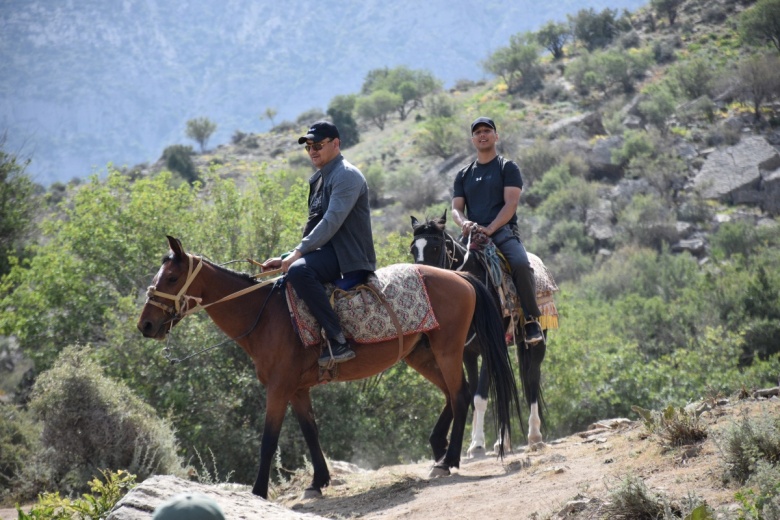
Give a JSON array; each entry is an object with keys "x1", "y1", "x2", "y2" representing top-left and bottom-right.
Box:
[
  {"x1": 252, "y1": 394, "x2": 288, "y2": 498},
  {"x1": 404, "y1": 343, "x2": 453, "y2": 464},
  {"x1": 290, "y1": 389, "x2": 330, "y2": 498},
  {"x1": 518, "y1": 330, "x2": 547, "y2": 449},
  {"x1": 467, "y1": 350, "x2": 489, "y2": 458}
]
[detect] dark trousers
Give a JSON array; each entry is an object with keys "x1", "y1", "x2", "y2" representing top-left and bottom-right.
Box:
[
  {"x1": 286, "y1": 245, "x2": 344, "y2": 341},
  {"x1": 491, "y1": 225, "x2": 541, "y2": 319}
]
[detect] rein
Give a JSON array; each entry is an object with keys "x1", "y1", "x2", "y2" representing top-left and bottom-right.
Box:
[{"x1": 145, "y1": 253, "x2": 282, "y2": 364}]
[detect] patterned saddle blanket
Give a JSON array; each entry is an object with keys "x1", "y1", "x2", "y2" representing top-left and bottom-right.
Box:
[
  {"x1": 285, "y1": 263, "x2": 440, "y2": 348},
  {"x1": 469, "y1": 234, "x2": 559, "y2": 330}
]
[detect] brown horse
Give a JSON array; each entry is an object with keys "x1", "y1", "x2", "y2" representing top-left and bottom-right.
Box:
[{"x1": 137, "y1": 236, "x2": 521, "y2": 499}]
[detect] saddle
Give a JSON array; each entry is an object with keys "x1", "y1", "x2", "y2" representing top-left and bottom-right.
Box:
[
  {"x1": 285, "y1": 263, "x2": 440, "y2": 348},
  {"x1": 467, "y1": 231, "x2": 559, "y2": 330}
]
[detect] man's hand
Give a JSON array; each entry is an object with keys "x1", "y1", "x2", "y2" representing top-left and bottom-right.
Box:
[
  {"x1": 460, "y1": 220, "x2": 478, "y2": 237},
  {"x1": 281, "y1": 249, "x2": 302, "y2": 273},
  {"x1": 261, "y1": 257, "x2": 282, "y2": 271}
]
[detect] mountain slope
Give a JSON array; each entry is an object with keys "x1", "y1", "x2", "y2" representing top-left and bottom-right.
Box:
[{"x1": 1, "y1": 0, "x2": 646, "y2": 185}]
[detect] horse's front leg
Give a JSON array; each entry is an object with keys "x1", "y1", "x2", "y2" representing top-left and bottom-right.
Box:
[
  {"x1": 518, "y1": 330, "x2": 547, "y2": 449},
  {"x1": 468, "y1": 354, "x2": 490, "y2": 457},
  {"x1": 290, "y1": 388, "x2": 330, "y2": 498},
  {"x1": 252, "y1": 394, "x2": 289, "y2": 498}
]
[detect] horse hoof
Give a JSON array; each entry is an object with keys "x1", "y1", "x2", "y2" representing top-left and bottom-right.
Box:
[
  {"x1": 302, "y1": 487, "x2": 323, "y2": 499},
  {"x1": 428, "y1": 464, "x2": 451, "y2": 478},
  {"x1": 528, "y1": 441, "x2": 546, "y2": 452},
  {"x1": 467, "y1": 446, "x2": 486, "y2": 459}
]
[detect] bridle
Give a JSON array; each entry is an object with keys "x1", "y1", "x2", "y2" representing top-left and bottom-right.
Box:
[
  {"x1": 411, "y1": 228, "x2": 470, "y2": 271},
  {"x1": 143, "y1": 253, "x2": 282, "y2": 363}
]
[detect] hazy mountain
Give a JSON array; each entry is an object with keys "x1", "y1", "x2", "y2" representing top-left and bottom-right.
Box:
[{"x1": 1, "y1": 0, "x2": 646, "y2": 185}]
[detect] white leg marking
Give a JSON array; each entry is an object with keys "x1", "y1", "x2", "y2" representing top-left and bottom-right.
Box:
[
  {"x1": 528, "y1": 402, "x2": 544, "y2": 448},
  {"x1": 467, "y1": 395, "x2": 488, "y2": 457}
]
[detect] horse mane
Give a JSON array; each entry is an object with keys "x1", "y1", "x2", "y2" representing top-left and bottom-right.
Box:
[
  {"x1": 412, "y1": 216, "x2": 447, "y2": 236},
  {"x1": 162, "y1": 252, "x2": 259, "y2": 285}
]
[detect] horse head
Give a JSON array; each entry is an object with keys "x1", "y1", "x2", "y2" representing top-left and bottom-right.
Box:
[
  {"x1": 410, "y1": 210, "x2": 456, "y2": 268},
  {"x1": 137, "y1": 235, "x2": 205, "y2": 340}
]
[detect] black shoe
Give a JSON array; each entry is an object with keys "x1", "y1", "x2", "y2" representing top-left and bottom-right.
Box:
[
  {"x1": 524, "y1": 320, "x2": 544, "y2": 345},
  {"x1": 319, "y1": 339, "x2": 356, "y2": 366}
]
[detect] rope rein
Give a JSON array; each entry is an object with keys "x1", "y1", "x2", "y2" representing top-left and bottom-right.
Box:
[{"x1": 144, "y1": 253, "x2": 283, "y2": 364}]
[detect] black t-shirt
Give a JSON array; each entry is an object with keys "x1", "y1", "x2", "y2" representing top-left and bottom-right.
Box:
[{"x1": 453, "y1": 156, "x2": 523, "y2": 226}]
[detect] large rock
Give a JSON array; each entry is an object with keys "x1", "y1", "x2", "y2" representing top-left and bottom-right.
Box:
[
  {"x1": 107, "y1": 475, "x2": 326, "y2": 520},
  {"x1": 587, "y1": 135, "x2": 625, "y2": 181},
  {"x1": 693, "y1": 136, "x2": 780, "y2": 215},
  {"x1": 546, "y1": 112, "x2": 606, "y2": 140}
]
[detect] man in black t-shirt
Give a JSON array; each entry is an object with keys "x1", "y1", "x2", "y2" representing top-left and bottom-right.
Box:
[{"x1": 451, "y1": 117, "x2": 544, "y2": 345}]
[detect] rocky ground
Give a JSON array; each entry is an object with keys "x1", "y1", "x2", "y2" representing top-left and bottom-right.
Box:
[{"x1": 5, "y1": 394, "x2": 773, "y2": 520}]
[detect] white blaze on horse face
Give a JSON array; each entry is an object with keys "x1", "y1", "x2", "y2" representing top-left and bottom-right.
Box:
[{"x1": 413, "y1": 237, "x2": 428, "y2": 263}]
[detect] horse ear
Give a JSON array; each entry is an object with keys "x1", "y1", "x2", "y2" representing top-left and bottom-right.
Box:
[
  {"x1": 166, "y1": 236, "x2": 185, "y2": 258},
  {"x1": 411, "y1": 216, "x2": 420, "y2": 228},
  {"x1": 440, "y1": 209, "x2": 447, "y2": 223}
]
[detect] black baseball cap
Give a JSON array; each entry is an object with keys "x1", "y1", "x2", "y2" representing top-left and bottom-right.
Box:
[
  {"x1": 298, "y1": 121, "x2": 340, "y2": 144},
  {"x1": 470, "y1": 117, "x2": 497, "y2": 133}
]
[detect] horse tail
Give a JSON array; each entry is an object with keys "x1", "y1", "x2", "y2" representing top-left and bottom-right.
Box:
[{"x1": 460, "y1": 272, "x2": 523, "y2": 458}]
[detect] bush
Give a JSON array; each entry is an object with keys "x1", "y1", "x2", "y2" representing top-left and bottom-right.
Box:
[
  {"x1": 161, "y1": 144, "x2": 198, "y2": 183},
  {"x1": 0, "y1": 405, "x2": 41, "y2": 501},
  {"x1": 28, "y1": 346, "x2": 185, "y2": 492},
  {"x1": 719, "y1": 412, "x2": 780, "y2": 485},
  {"x1": 602, "y1": 474, "x2": 710, "y2": 519},
  {"x1": 633, "y1": 404, "x2": 708, "y2": 448},
  {"x1": 736, "y1": 461, "x2": 780, "y2": 520}
]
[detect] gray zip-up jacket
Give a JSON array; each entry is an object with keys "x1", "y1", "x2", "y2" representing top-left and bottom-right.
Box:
[{"x1": 296, "y1": 154, "x2": 376, "y2": 273}]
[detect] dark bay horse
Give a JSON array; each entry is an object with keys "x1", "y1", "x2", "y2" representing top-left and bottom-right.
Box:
[
  {"x1": 137, "y1": 236, "x2": 521, "y2": 499},
  {"x1": 410, "y1": 213, "x2": 550, "y2": 454}
]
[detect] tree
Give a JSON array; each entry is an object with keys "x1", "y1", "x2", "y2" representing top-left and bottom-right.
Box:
[
  {"x1": 327, "y1": 94, "x2": 359, "y2": 147},
  {"x1": 355, "y1": 90, "x2": 401, "y2": 130},
  {"x1": 651, "y1": 0, "x2": 684, "y2": 25},
  {"x1": 739, "y1": 0, "x2": 780, "y2": 53},
  {"x1": 0, "y1": 140, "x2": 37, "y2": 277},
  {"x1": 483, "y1": 32, "x2": 543, "y2": 94},
  {"x1": 185, "y1": 117, "x2": 217, "y2": 153},
  {"x1": 569, "y1": 8, "x2": 621, "y2": 51},
  {"x1": 262, "y1": 107, "x2": 278, "y2": 127},
  {"x1": 161, "y1": 144, "x2": 198, "y2": 183},
  {"x1": 360, "y1": 66, "x2": 441, "y2": 120},
  {"x1": 735, "y1": 52, "x2": 780, "y2": 120},
  {"x1": 536, "y1": 21, "x2": 570, "y2": 60}
]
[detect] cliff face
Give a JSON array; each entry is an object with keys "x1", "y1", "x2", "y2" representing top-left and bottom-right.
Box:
[{"x1": 0, "y1": 0, "x2": 646, "y2": 185}]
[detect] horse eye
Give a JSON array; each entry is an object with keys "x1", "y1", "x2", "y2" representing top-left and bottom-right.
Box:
[{"x1": 167, "y1": 276, "x2": 178, "y2": 284}]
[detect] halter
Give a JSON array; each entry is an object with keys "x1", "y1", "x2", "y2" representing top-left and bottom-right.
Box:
[
  {"x1": 143, "y1": 252, "x2": 283, "y2": 364},
  {"x1": 411, "y1": 229, "x2": 470, "y2": 271},
  {"x1": 144, "y1": 253, "x2": 280, "y2": 322}
]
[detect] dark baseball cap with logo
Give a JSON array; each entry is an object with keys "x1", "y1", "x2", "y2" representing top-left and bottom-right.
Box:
[
  {"x1": 470, "y1": 117, "x2": 497, "y2": 133},
  {"x1": 298, "y1": 121, "x2": 340, "y2": 144}
]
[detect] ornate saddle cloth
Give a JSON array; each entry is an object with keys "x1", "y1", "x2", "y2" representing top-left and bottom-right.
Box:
[
  {"x1": 285, "y1": 263, "x2": 440, "y2": 348},
  {"x1": 469, "y1": 234, "x2": 559, "y2": 330}
]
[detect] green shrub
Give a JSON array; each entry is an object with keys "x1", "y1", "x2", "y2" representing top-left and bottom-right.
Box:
[
  {"x1": 0, "y1": 405, "x2": 41, "y2": 501},
  {"x1": 633, "y1": 404, "x2": 708, "y2": 448},
  {"x1": 719, "y1": 412, "x2": 780, "y2": 485},
  {"x1": 16, "y1": 469, "x2": 136, "y2": 520},
  {"x1": 736, "y1": 460, "x2": 780, "y2": 520},
  {"x1": 29, "y1": 346, "x2": 185, "y2": 492},
  {"x1": 602, "y1": 474, "x2": 711, "y2": 519},
  {"x1": 161, "y1": 144, "x2": 198, "y2": 183}
]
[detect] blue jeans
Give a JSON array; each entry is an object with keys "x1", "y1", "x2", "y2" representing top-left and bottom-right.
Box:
[
  {"x1": 286, "y1": 245, "x2": 369, "y2": 340},
  {"x1": 491, "y1": 225, "x2": 541, "y2": 319}
]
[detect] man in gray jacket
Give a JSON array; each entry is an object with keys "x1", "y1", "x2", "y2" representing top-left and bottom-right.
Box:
[{"x1": 262, "y1": 121, "x2": 376, "y2": 366}]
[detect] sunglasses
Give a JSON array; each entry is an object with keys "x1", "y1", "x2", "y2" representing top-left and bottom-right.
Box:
[{"x1": 304, "y1": 139, "x2": 332, "y2": 152}]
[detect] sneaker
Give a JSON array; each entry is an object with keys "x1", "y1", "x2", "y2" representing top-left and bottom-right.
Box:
[
  {"x1": 318, "y1": 339, "x2": 356, "y2": 366},
  {"x1": 523, "y1": 320, "x2": 544, "y2": 345}
]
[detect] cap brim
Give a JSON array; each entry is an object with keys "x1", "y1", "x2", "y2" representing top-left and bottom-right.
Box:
[{"x1": 297, "y1": 134, "x2": 315, "y2": 144}]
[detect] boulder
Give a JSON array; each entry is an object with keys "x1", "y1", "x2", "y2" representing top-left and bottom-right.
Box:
[
  {"x1": 546, "y1": 112, "x2": 606, "y2": 140},
  {"x1": 587, "y1": 136, "x2": 625, "y2": 180},
  {"x1": 693, "y1": 136, "x2": 780, "y2": 215},
  {"x1": 107, "y1": 475, "x2": 326, "y2": 520}
]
